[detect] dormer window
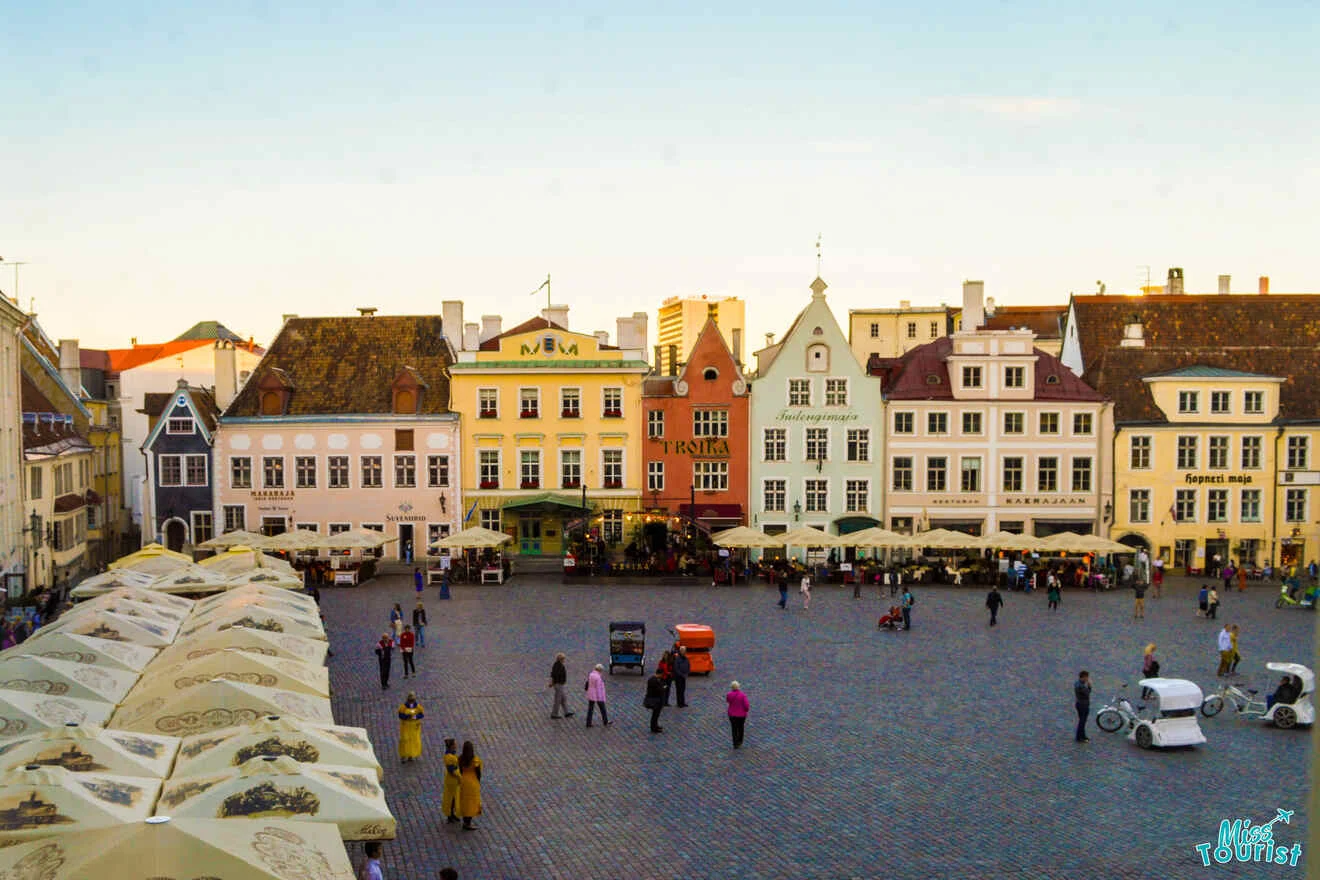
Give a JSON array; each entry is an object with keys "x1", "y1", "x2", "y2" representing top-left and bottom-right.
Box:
[
  {"x1": 1177, "y1": 390, "x2": 1199, "y2": 414},
  {"x1": 256, "y1": 370, "x2": 294, "y2": 416},
  {"x1": 961, "y1": 366, "x2": 982, "y2": 389},
  {"x1": 391, "y1": 368, "x2": 427, "y2": 415},
  {"x1": 1244, "y1": 390, "x2": 1264, "y2": 414}
]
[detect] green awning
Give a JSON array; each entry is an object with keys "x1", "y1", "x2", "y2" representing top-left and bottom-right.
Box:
[
  {"x1": 502, "y1": 492, "x2": 588, "y2": 512},
  {"x1": 833, "y1": 516, "x2": 882, "y2": 535}
]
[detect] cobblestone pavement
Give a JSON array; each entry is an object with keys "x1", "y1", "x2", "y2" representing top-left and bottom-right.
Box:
[{"x1": 321, "y1": 574, "x2": 1313, "y2": 879}]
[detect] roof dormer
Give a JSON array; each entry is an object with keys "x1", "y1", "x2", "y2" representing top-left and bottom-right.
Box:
[
  {"x1": 256, "y1": 368, "x2": 295, "y2": 416},
  {"x1": 391, "y1": 367, "x2": 429, "y2": 415}
]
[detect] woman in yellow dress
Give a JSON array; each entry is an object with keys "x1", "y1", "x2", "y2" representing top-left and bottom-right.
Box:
[
  {"x1": 458, "y1": 740, "x2": 482, "y2": 830},
  {"x1": 442, "y1": 738, "x2": 461, "y2": 823},
  {"x1": 397, "y1": 692, "x2": 424, "y2": 763}
]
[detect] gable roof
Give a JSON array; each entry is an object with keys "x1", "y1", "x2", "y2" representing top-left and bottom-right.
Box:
[
  {"x1": 224, "y1": 315, "x2": 453, "y2": 417},
  {"x1": 174, "y1": 321, "x2": 247, "y2": 343},
  {"x1": 981, "y1": 304, "x2": 1067, "y2": 338},
  {"x1": 674, "y1": 318, "x2": 746, "y2": 387},
  {"x1": 882, "y1": 336, "x2": 1104, "y2": 402},
  {"x1": 105, "y1": 339, "x2": 214, "y2": 372},
  {"x1": 476, "y1": 316, "x2": 617, "y2": 352},
  {"x1": 142, "y1": 384, "x2": 221, "y2": 448}
]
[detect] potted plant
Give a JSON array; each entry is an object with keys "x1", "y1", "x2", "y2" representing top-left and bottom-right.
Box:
[
  {"x1": 479, "y1": 479, "x2": 499, "y2": 490},
  {"x1": 520, "y1": 409, "x2": 538, "y2": 418},
  {"x1": 520, "y1": 480, "x2": 540, "y2": 489}
]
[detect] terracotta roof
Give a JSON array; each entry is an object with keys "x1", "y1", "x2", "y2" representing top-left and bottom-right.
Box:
[
  {"x1": 105, "y1": 339, "x2": 213, "y2": 372},
  {"x1": 981, "y1": 305, "x2": 1067, "y2": 338},
  {"x1": 882, "y1": 336, "x2": 1104, "y2": 402},
  {"x1": 225, "y1": 315, "x2": 453, "y2": 417},
  {"x1": 53, "y1": 493, "x2": 87, "y2": 513}
]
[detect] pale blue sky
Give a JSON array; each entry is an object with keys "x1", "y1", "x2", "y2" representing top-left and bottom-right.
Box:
[{"x1": 4, "y1": 2, "x2": 1317, "y2": 351}]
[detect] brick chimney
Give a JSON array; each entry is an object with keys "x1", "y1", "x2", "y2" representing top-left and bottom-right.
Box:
[
  {"x1": 1259, "y1": 276, "x2": 1270, "y2": 295},
  {"x1": 1165, "y1": 268, "x2": 1184, "y2": 296},
  {"x1": 962, "y1": 281, "x2": 985, "y2": 331},
  {"x1": 1217, "y1": 275, "x2": 1231, "y2": 295}
]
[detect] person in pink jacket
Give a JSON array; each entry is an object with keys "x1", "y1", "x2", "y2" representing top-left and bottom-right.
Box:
[
  {"x1": 726, "y1": 680, "x2": 750, "y2": 748},
  {"x1": 585, "y1": 663, "x2": 611, "y2": 727}
]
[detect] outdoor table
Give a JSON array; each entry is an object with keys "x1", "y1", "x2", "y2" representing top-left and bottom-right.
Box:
[
  {"x1": 481, "y1": 566, "x2": 504, "y2": 584},
  {"x1": 333, "y1": 569, "x2": 359, "y2": 586}
]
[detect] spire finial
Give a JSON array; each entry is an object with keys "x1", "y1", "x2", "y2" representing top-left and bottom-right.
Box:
[{"x1": 815, "y1": 233, "x2": 822, "y2": 275}]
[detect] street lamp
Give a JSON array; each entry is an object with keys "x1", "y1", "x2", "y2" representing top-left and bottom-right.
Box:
[
  {"x1": 1103, "y1": 499, "x2": 1113, "y2": 523},
  {"x1": 793, "y1": 500, "x2": 801, "y2": 521}
]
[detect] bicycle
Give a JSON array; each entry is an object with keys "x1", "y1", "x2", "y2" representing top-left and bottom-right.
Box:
[
  {"x1": 1096, "y1": 684, "x2": 1143, "y2": 738},
  {"x1": 1200, "y1": 683, "x2": 1268, "y2": 720}
]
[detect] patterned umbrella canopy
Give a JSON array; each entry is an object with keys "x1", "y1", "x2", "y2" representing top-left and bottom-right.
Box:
[
  {"x1": 0, "y1": 723, "x2": 179, "y2": 779},
  {"x1": 107, "y1": 679, "x2": 334, "y2": 737},
  {"x1": 176, "y1": 607, "x2": 325, "y2": 644},
  {"x1": 151, "y1": 628, "x2": 327, "y2": 670},
  {"x1": 39, "y1": 610, "x2": 175, "y2": 649},
  {"x1": 8, "y1": 632, "x2": 159, "y2": 674},
  {"x1": 173, "y1": 716, "x2": 381, "y2": 781},
  {"x1": 107, "y1": 544, "x2": 192, "y2": 571},
  {"x1": 0, "y1": 765, "x2": 161, "y2": 845},
  {"x1": 0, "y1": 655, "x2": 139, "y2": 705},
  {"x1": 0, "y1": 690, "x2": 114, "y2": 741}
]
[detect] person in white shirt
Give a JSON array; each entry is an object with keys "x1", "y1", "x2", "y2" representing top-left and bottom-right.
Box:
[
  {"x1": 1216, "y1": 625, "x2": 1234, "y2": 676},
  {"x1": 360, "y1": 841, "x2": 383, "y2": 880},
  {"x1": 800, "y1": 574, "x2": 812, "y2": 610}
]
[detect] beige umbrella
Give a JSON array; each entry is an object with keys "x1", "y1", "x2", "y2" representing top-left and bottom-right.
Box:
[
  {"x1": 71, "y1": 586, "x2": 195, "y2": 614},
  {"x1": 777, "y1": 525, "x2": 848, "y2": 548},
  {"x1": 10, "y1": 632, "x2": 159, "y2": 674},
  {"x1": 257, "y1": 530, "x2": 323, "y2": 553},
  {"x1": 845, "y1": 526, "x2": 915, "y2": 548},
  {"x1": 185, "y1": 605, "x2": 322, "y2": 643},
  {"x1": 152, "y1": 628, "x2": 328, "y2": 669},
  {"x1": 431, "y1": 525, "x2": 513, "y2": 550},
  {"x1": 0, "y1": 816, "x2": 356, "y2": 880},
  {"x1": 107, "y1": 543, "x2": 192, "y2": 570},
  {"x1": 1039, "y1": 531, "x2": 1134, "y2": 555},
  {"x1": 710, "y1": 526, "x2": 783, "y2": 548},
  {"x1": 224, "y1": 570, "x2": 306, "y2": 591},
  {"x1": 174, "y1": 716, "x2": 382, "y2": 781},
  {"x1": 975, "y1": 530, "x2": 1048, "y2": 552},
  {"x1": 68, "y1": 569, "x2": 158, "y2": 598},
  {"x1": 913, "y1": 528, "x2": 981, "y2": 549},
  {"x1": 177, "y1": 607, "x2": 325, "y2": 644},
  {"x1": 40, "y1": 609, "x2": 174, "y2": 648},
  {"x1": 65, "y1": 593, "x2": 190, "y2": 627},
  {"x1": 200, "y1": 547, "x2": 299, "y2": 579},
  {"x1": 158, "y1": 754, "x2": 395, "y2": 840},
  {"x1": 0, "y1": 655, "x2": 139, "y2": 705},
  {"x1": 197, "y1": 530, "x2": 268, "y2": 550},
  {"x1": 124, "y1": 653, "x2": 329, "y2": 714},
  {"x1": 111, "y1": 555, "x2": 203, "y2": 578},
  {"x1": 0, "y1": 690, "x2": 114, "y2": 740},
  {"x1": 194, "y1": 584, "x2": 318, "y2": 617},
  {"x1": 322, "y1": 531, "x2": 389, "y2": 551},
  {"x1": 146, "y1": 569, "x2": 239, "y2": 596},
  {"x1": 0, "y1": 723, "x2": 179, "y2": 778},
  {"x1": 108, "y1": 679, "x2": 334, "y2": 736},
  {"x1": 0, "y1": 765, "x2": 161, "y2": 845}
]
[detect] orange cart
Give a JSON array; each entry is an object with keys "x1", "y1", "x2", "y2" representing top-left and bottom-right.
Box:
[{"x1": 672, "y1": 623, "x2": 715, "y2": 675}]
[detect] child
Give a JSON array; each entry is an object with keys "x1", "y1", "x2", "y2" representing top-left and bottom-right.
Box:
[
  {"x1": 1197, "y1": 584, "x2": 1209, "y2": 617},
  {"x1": 1047, "y1": 579, "x2": 1061, "y2": 611}
]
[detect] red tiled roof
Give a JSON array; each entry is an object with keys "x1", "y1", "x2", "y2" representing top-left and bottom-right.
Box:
[
  {"x1": 79, "y1": 349, "x2": 110, "y2": 370},
  {"x1": 883, "y1": 336, "x2": 1104, "y2": 402},
  {"x1": 53, "y1": 493, "x2": 87, "y2": 513},
  {"x1": 981, "y1": 305, "x2": 1067, "y2": 338},
  {"x1": 105, "y1": 339, "x2": 213, "y2": 372}
]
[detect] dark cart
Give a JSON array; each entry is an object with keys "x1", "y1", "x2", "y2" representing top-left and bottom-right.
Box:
[{"x1": 608, "y1": 620, "x2": 646, "y2": 674}]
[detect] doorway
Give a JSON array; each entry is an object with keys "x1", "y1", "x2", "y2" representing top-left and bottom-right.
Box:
[
  {"x1": 164, "y1": 519, "x2": 186, "y2": 552},
  {"x1": 260, "y1": 516, "x2": 287, "y2": 537},
  {"x1": 398, "y1": 524, "x2": 414, "y2": 563},
  {"x1": 519, "y1": 515, "x2": 542, "y2": 555}
]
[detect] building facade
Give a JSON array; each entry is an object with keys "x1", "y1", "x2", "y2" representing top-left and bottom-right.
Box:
[
  {"x1": 847, "y1": 301, "x2": 951, "y2": 367},
  {"x1": 449, "y1": 303, "x2": 649, "y2": 556},
  {"x1": 656, "y1": 295, "x2": 745, "y2": 375},
  {"x1": 141, "y1": 381, "x2": 220, "y2": 552},
  {"x1": 0, "y1": 295, "x2": 27, "y2": 596},
  {"x1": 22, "y1": 378, "x2": 93, "y2": 592}
]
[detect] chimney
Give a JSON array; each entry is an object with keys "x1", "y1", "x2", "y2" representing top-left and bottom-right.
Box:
[
  {"x1": 479, "y1": 315, "x2": 502, "y2": 343},
  {"x1": 765, "y1": 332, "x2": 774, "y2": 347},
  {"x1": 1119, "y1": 314, "x2": 1146, "y2": 348},
  {"x1": 616, "y1": 311, "x2": 648, "y2": 352},
  {"x1": 357, "y1": 306, "x2": 377, "y2": 317},
  {"x1": 654, "y1": 345, "x2": 663, "y2": 371},
  {"x1": 542, "y1": 304, "x2": 569, "y2": 329},
  {"x1": 281, "y1": 313, "x2": 298, "y2": 323},
  {"x1": 1165, "y1": 268, "x2": 1184, "y2": 296},
  {"x1": 463, "y1": 322, "x2": 479, "y2": 350},
  {"x1": 962, "y1": 281, "x2": 985, "y2": 332},
  {"x1": 1259, "y1": 276, "x2": 1270, "y2": 296},
  {"x1": 668, "y1": 344, "x2": 679, "y2": 376},
  {"x1": 213, "y1": 340, "x2": 238, "y2": 408},
  {"x1": 441, "y1": 301, "x2": 464, "y2": 350},
  {"x1": 593, "y1": 331, "x2": 610, "y2": 347},
  {"x1": 730, "y1": 328, "x2": 743, "y2": 365},
  {"x1": 1217, "y1": 275, "x2": 1231, "y2": 295},
  {"x1": 57, "y1": 339, "x2": 81, "y2": 396},
  {"x1": 899, "y1": 300, "x2": 911, "y2": 309}
]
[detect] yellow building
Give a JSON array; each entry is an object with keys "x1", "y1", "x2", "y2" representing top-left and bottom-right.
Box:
[
  {"x1": 82, "y1": 399, "x2": 124, "y2": 569},
  {"x1": 448, "y1": 303, "x2": 650, "y2": 557},
  {"x1": 657, "y1": 295, "x2": 744, "y2": 375},
  {"x1": 847, "y1": 301, "x2": 951, "y2": 367}
]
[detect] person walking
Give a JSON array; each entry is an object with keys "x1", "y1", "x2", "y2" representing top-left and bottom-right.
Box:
[
  {"x1": 584, "y1": 663, "x2": 611, "y2": 727},
  {"x1": 726, "y1": 680, "x2": 749, "y2": 748},
  {"x1": 985, "y1": 585, "x2": 1004, "y2": 626},
  {"x1": 389, "y1": 603, "x2": 404, "y2": 639},
  {"x1": 360, "y1": 841, "x2": 384, "y2": 880},
  {"x1": 1152, "y1": 557, "x2": 1164, "y2": 598},
  {"x1": 375, "y1": 632, "x2": 394, "y2": 690},
  {"x1": 644, "y1": 669, "x2": 667, "y2": 733},
  {"x1": 1132, "y1": 579, "x2": 1146, "y2": 619},
  {"x1": 657, "y1": 650, "x2": 674, "y2": 706},
  {"x1": 442, "y1": 738, "x2": 461, "y2": 823},
  {"x1": 901, "y1": 587, "x2": 913, "y2": 630},
  {"x1": 672, "y1": 646, "x2": 690, "y2": 708},
  {"x1": 1074, "y1": 671, "x2": 1091, "y2": 743},
  {"x1": 1207, "y1": 587, "x2": 1220, "y2": 619},
  {"x1": 412, "y1": 600, "x2": 427, "y2": 648},
  {"x1": 413, "y1": 566, "x2": 424, "y2": 596},
  {"x1": 1236, "y1": 563, "x2": 1248, "y2": 593},
  {"x1": 1216, "y1": 624, "x2": 1234, "y2": 676},
  {"x1": 800, "y1": 572, "x2": 812, "y2": 610},
  {"x1": 457, "y1": 741, "x2": 482, "y2": 830},
  {"x1": 1197, "y1": 584, "x2": 1209, "y2": 617},
  {"x1": 549, "y1": 653, "x2": 574, "y2": 719},
  {"x1": 397, "y1": 691, "x2": 424, "y2": 763},
  {"x1": 1229, "y1": 624, "x2": 1242, "y2": 675},
  {"x1": 776, "y1": 571, "x2": 788, "y2": 609},
  {"x1": 1047, "y1": 577, "x2": 1061, "y2": 611},
  {"x1": 399, "y1": 625, "x2": 416, "y2": 678}
]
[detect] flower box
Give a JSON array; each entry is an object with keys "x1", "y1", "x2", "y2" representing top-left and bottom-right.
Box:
[
  {"x1": 520, "y1": 481, "x2": 540, "y2": 489},
  {"x1": 479, "y1": 410, "x2": 498, "y2": 419},
  {"x1": 603, "y1": 409, "x2": 622, "y2": 418},
  {"x1": 561, "y1": 409, "x2": 580, "y2": 418},
  {"x1": 520, "y1": 410, "x2": 538, "y2": 419},
  {"x1": 604, "y1": 480, "x2": 623, "y2": 489},
  {"x1": 479, "y1": 480, "x2": 499, "y2": 490},
  {"x1": 562, "y1": 480, "x2": 580, "y2": 489}
]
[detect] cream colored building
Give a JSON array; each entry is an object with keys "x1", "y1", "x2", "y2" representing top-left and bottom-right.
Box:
[
  {"x1": 848, "y1": 301, "x2": 950, "y2": 366},
  {"x1": 657, "y1": 295, "x2": 744, "y2": 375},
  {"x1": 0, "y1": 295, "x2": 26, "y2": 595}
]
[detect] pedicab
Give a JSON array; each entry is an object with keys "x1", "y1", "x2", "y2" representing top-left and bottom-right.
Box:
[
  {"x1": 1097, "y1": 678, "x2": 1207, "y2": 749},
  {"x1": 1201, "y1": 662, "x2": 1315, "y2": 728},
  {"x1": 608, "y1": 621, "x2": 645, "y2": 675},
  {"x1": 671, "y1": 624, "x2": 715, "y2": 675}
]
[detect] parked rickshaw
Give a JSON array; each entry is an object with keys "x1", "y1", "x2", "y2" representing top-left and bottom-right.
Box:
[
  {"x1": 608, "y1": 621, "x2": 645, "y2": 675},
  {"x1": 671, "y1": 624, "x2": 715, "y2": 675},
  {"x1": 1097, "y1": 678, "x2": 1207, "y2": 749},
  {"x1": 1202, "y1": 662, "x2": 1315, "y2": 728}
]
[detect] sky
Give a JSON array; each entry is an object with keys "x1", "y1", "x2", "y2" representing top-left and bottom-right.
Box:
[{"x1": 3, "y1": 1, "x2": 1318, "y2": 353}]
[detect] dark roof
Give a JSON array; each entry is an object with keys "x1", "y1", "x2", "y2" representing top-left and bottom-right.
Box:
[
  {"x1": 642, "y1": 376, "x2": 677, "y2": 397},
  {"x1": 981, "y1": 305, "x2": 1067, "y2": 338},
  {"x1": 225, "y1": 315, "x2": 453, "y2": 417},
  {"x1": 139, "y1": 386, "x2": 220, "y2": 430},
  {"x1": 882, "y1": 336, "x2": 1104, "y2": 402},
  {"x1": 140, "y1": 393, "x2": 172, "y2": 417},
  {"x1": 20, "y1": 373, "x2": 57, "y2": 414},
  {"x1": 476, "y1": 316, "x2": 617, "y2": 352},
  {"x1": 53, "y1": 493, "x2": 87, "y2": 513},
  {"x1": 79, "y1": 349, "x2": 110, "y2": 371},
  {"x1": 174, "y1": 321, "x2": 247, "y2": 343},
  {"x1": 22, "y1": 375, "x2": 91, "y2": 453}
]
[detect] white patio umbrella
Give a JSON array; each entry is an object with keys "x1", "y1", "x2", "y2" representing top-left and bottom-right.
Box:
[
  {"x1": 10, "y1": 631, "x2": 159, "y2": 674},
  {"x1": 431, "y1": 526, "x2": 513, "y2": 550},
  {"x1": 776, "y1": 525, "x2": 848, "y2": 548},
  {"x1": 108, "y1": 679, "x2": 334, "y2": 736},
  {"x1": 173, "y1": 716, "x2": 382, "y2": 781},
  {"x1": 0, "y1": 723, "x2": 179, "y2": 779},
  {"x1": 710, "y1": 526, "x2": 783, "y2": 549},
  {"x1": 976, "y1": 530, "x2": 1048, "y2": 552},
  {"x1": 197, "y1": 530, "x2": 268, "y2": 550}
]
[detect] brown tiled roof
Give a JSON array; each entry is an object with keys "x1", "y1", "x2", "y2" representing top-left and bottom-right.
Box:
[
  {"x1": 140, "y1": 393, "x2": 172, "y2": 417},
  {"x1": 643, "y1": 376, "x2": 677, "y2": 397},
  {"x1": 79, "y1": 349, "x2": 110, "y2": 371},
  {"x1": 476, "y1": 316, "x2": 617, "y2": 352},
  {"x1": 883, "y1": 336, "x2": 1104, "y2": 402},
  {"x1": 53, "y1": 493, "x2": 87, "y2": 513},
  {"x1": 20, "y1": 373, "x2": 57, "y2": 413},
  {"x1": 981, "y1": 305, "x2": 1066, "y2": 338},
  {"x1": 225, "y1": 315, "x2": 453, "y2": 416}
]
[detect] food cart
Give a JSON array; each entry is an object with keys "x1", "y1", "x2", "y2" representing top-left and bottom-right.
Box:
[{"x1": 608, "y1": 621, "x2": 646, "y2": 675}]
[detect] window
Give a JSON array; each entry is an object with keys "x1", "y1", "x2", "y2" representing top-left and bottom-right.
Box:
[
  {"x1": 805, "y1": 428, "x2": 828, "y2": 461},
  {"x1": 185, "y1": 454, "x2": 207, "y2": 487},
  {"x1": 1244, "y1": 391, "x2": 1264, "y2": 414},
  {"x1": 561, "y1": 388, "x2": 581, "y2": 418},
  {"x1": 824, "y1": 378, "x2": 848, "y2": 406},
  {"x1": 1003, "y1": 412, "x2": 1024, "y2": 435},
  {"x1": 763, "y1": 479, "x2": 786, "y2": 512},
  {"x1": 1207, "y1": 489, "x2": 1228, "y2": 523},
  {"x1": 395, "y1": 454, "x2": 417, "y2": 488},
  {"x1": 788, "y1": 379, "x2": 811, "y2": 407},
  {"x1": 805, "y1": 344, "x2": 829, "y2": 372},
  {"x1": 1002, "y1": 457, "x2": 1023, "y2": 492},
  {"x1": 478, "y1": 388, "x2": 499, "y2": 418},
  {"x1": 262, "y1": 457, "x2": 284, "y2": 488},
  {"x1": 428, "y1": 523, "x2": 450, "y2": 549},
  {"x1": 478, "y1": 451, "x2": 500, "y2": 489},
  {"x1": 427, "y1": 455, "x2": 450, "y2": 488},
  {"x1": 231, "y1": 457, "x2": 252, "y2": 489},
  {"x1": 763, "y1": 428, "x2": 786, "y2": 462},
  {"x1": 1241, "y1": 489, "x2": 1262, "y2": 523},
  {"x1": 1130, "y1": 436, "x2": 1151, "y2": 470},
  {"x1": 394, "y1": 429, "x2": 414, "y2": 451},
  {"x1": 1037, "y1": 412, "x2": 1059, "y2": 435},
  {"x1": 929, "y1": 321, "x2": 939, "y2": 339},
  {"x1": 479, "y1": 509, "x2": 501, "y2": 532},
  {"x1": 1037, "y1": 457, "x2": 1058, "y2": 492},
  {"x1": 560, "y1": 450, "x2": 581, "y2": 488},
  {"x1": 845, "y1": 479, "x2": 869, "y2": 512},
  {"x1": 223, "y1": 505, "x2": 246, "y2": 533},
  {"x1": 159, "y1": 455, "x2": 182, "y2": 487},
  {"x1": 1175, "y1": 489, "x2": 1196, "y2": 522},
  {"x1": 361, "y1": 456, "x2": 383, "y2": 488},
  {"x1": 1005, "y1": 366, "x2": 1025, "y2": 389},
  {"x1": 1207, "y1": 436, "x2": 1229, "y2": 470},
  {"x1": 1210, "y1": 391, "x2": 1231, "y2": 414},
  {"x1": 1241, "y1": 436, "x2": 1262, "y2": 469},
  {"x1": 927, "y1": 457, "x2": 947, "y2": 492},
  {"x1": 647, "y1": 410, "x2": 664, "y2": 438},
  {"x1": 804, "y1": 479, "x2": 828, "y2": 512},
  {"x1": 694, "y1": 460, "x2": 728, "y2": 491},
  {"x1": 1071, "y1": 457, "x2": 1092, "y2": 492},
  {"x1": 1176, "y1": 436, "x2": 1198, "y2": 470},
  {"x1": 602, "y1": 449, "x2": 623, "y2": 488},
  {"x1": 1072, "y1": 413, "x2": 1093, "y2": 435},
  {"x1": 648, "y1": 461, "x2": 664, "y2": 492},
  {"x1": 927, "y1": 412, "x2": 948, "y2": 435},
  {"x1": 602, "y1": 510, "x2": 623, "y2": 543},
  {"x1": 329, "y1": 522, "x2": 350, "y2": 536},
  {"x1": 893, "y1": 412, "x2": 914, "y2": 434},
  {"x1": 296, "y1": 456, "x2": 316, "y2": 488},
  {"x1": 1129, "y1": 489, "x2": 1151, "y2": 523},
  {"x1": 1177, "y1": 390, "x2": 1199, "y2": 413},
  {"x1": 28, "y1": 467, "x2": 41, "y2": 500},
  {"x1": 693, "y1": 410, "x2": 729, "y2": 437},
  {"x1": 1287, "y1": 436, "x2": 1309, "y2": 470},
  {"x1": 892, "y1": 457, "x2": 913, "y2": 491},
  {"x1": 846, "y1": 428, "x2": 869, "y2": 462},
  {"x1": 959, "y1": 457, "x2": 981, "y2": 493},
  {"x1": 906, "y1": 322, "x2": 917, "y2": 339},
  {"x1": 191, "y1": 511, "x2": 213, "y2": 546},
  {"x1": 519, "y1": 451, "x2": 540, "y2": 489},
  {"x1": 961, "y1": 366, "x2": 982, "y2": 388},
  {"x1": 869, "y1": 322, "x2": 879, "y2": 338},
  {"x1": 167, "y1": 417, "x2": 193, "y2": 435},
  {"x1": 1286, "y1": 488, "x2": 1307, "y2": 523},
  {"x1": 86, "y1": 506, "x2": 98, "y2": 529},
  {"x1": 961, "y1": 412, "x2": 982, "y2": 435},
  {"x1": 519, "y1": 388, "x2": 540, "y2": 418},
  {"x1": 602, "y1": 387, "x2": 623, "y2": 418},
  {"x1": 328, "y1": 456, "x2": 350, "y2": 488}
]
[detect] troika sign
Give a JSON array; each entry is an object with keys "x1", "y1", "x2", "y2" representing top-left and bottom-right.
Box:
[{"x1": 654, "y1": 439, "x2": 730, "y2": 457}]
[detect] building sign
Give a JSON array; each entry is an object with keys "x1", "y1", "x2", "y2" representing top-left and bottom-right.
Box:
[
  {"x1": 519, "y1": 336, "x2": 580, "y2": 357},
  {"x1": 1184, "y1": 474, "x2": 1255, "y2": 485},
  {"x1": 655, "y1": 439, "x2": 731, "y2": 456},
  {"x1": 1001, "y1": 496, "x2": 1092, "y2": 506},
  {"x1": 386, "y1": 513, "x2": 427, "y2": 522},
  {"x1": 251, "y1": 490, "x2": 295, "y2": 500},
  {"x1": 774, "y1": 409, "x2": 859, "y2": 424}
]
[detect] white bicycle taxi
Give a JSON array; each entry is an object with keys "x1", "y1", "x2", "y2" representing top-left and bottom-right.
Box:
[
  {"x1": 1097, "y1": 678, "x2": 1207, "y2": 749},
  {"x1": 1201, "y1": 662, "x2": 1315, "y2": 729}
]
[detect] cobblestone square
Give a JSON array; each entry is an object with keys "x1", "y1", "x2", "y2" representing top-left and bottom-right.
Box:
[{"x1": 323, "y1": 575, "x2": 1313, "y2": 879}]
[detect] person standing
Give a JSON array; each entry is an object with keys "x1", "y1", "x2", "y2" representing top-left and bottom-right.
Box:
[
  {"x1": 1197, "y1": 584, "x2": 1209, "y2": 617},
  {"x1": 657, "y1": 650, "x2": 674, "y2": 706},
  {"x1": 644, "y1": 669, "x2": 667, "y2": 733},
  {"x1": 584, "y1": 663, "x2": 610, "y2": 727},
  {"x1": 1074, "y1": 671, "x2": 1091, "y2": 743},
  {"x1": 776, "y1": 571, "x2": 788, "y2": 609},
  {"x1": 360, "y1": 841, "x2": 384, "y2": 880},
  {"x1": 1132, "y1": 579, "x2": 1146, "y2": 619},
  {"x1": 1216, "y1": 624, "x2": 1234, "y2": 676},
  {"x1": 1236, "y1": 563, "x2": 1248, "y2": 593},
  {"x1": 375, "y1": 632, "x2": 394, "y2": 690},
  {"x1": 901, "y1": 587, "x2": 913, "y2": 630},
  {"x1": 442, "y1": 738, "x2": 461, "y2": 823},
  {"x1": 549, "y1": 653, "x2": 574, "y2": 719},
  {"x1": 672, "y1": 647, "x2": 690, "y2": 708},
  {"x1": 1207, "y1": 587, "x2": 1220, "y2": 619},
  {"x1": 985, "y1": 586, "x2": 1004, "y2": 626},
  {"x1": 399, "y1": 625, "x2": 416, "y2": 678},
  {"x1": 1152, "y1": 556, "x2": 1164, "y2": 598},
  {"x1": 726, "y1": 680, "x2": 749, "y2": 748},
  {"x1": 413, "y1": 566, "x2": 424, "y2": 596},
  {"x1": 1047, "y1": 577, "x2": 1061, "y2": 611},
  {"x1": 412, "y1": 600, "x2": 427, "y2": 648},
  {"x1": 457, "y1": 741, "x2": 482, "y2": 830},
  {"x1": 397, "y1": 692, "x2": 424, "y2": 763},
  {"x1": 390, "y1": 603, "x2": 404, "y2": 639},
  {"x1": 1229, "y1": 624, "x2": 1242, "y2": 675},
  {"x1": 800, "y1": 573, "x2": 812, "y2": 610}
]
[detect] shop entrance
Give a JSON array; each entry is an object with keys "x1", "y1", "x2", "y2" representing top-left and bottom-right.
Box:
[
  {"x1": 1281, "y1": 540, "x2": 1305, "y2": 569},
  {"x1": 398, "y1": 523, "x2": 414, "y2": 563},
  {"x1": 519, "y1": 515, "x2": 542, "y2": 555},
  {"x1": 1205, "y1": 539, "x2": 1230, "y2": 576}
]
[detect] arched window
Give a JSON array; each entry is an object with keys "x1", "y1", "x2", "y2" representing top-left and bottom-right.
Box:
[
  {"x1": 702, "y1": 367, "x2": 719, "y2": 381},
  {"x1": 260, "y1": 391, "x2": 284, "y2": 415},
  {"x1": 805, "y1": 343, "x2": 830, "y2": 373}
]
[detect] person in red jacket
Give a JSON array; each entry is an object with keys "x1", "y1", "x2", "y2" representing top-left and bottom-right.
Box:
[
  {"x1": 726, "y1": 681, "x2": 750, "y2": 748},
  {"x1": 399, "y1": 625, "x2": 416, "y2": 679}
]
